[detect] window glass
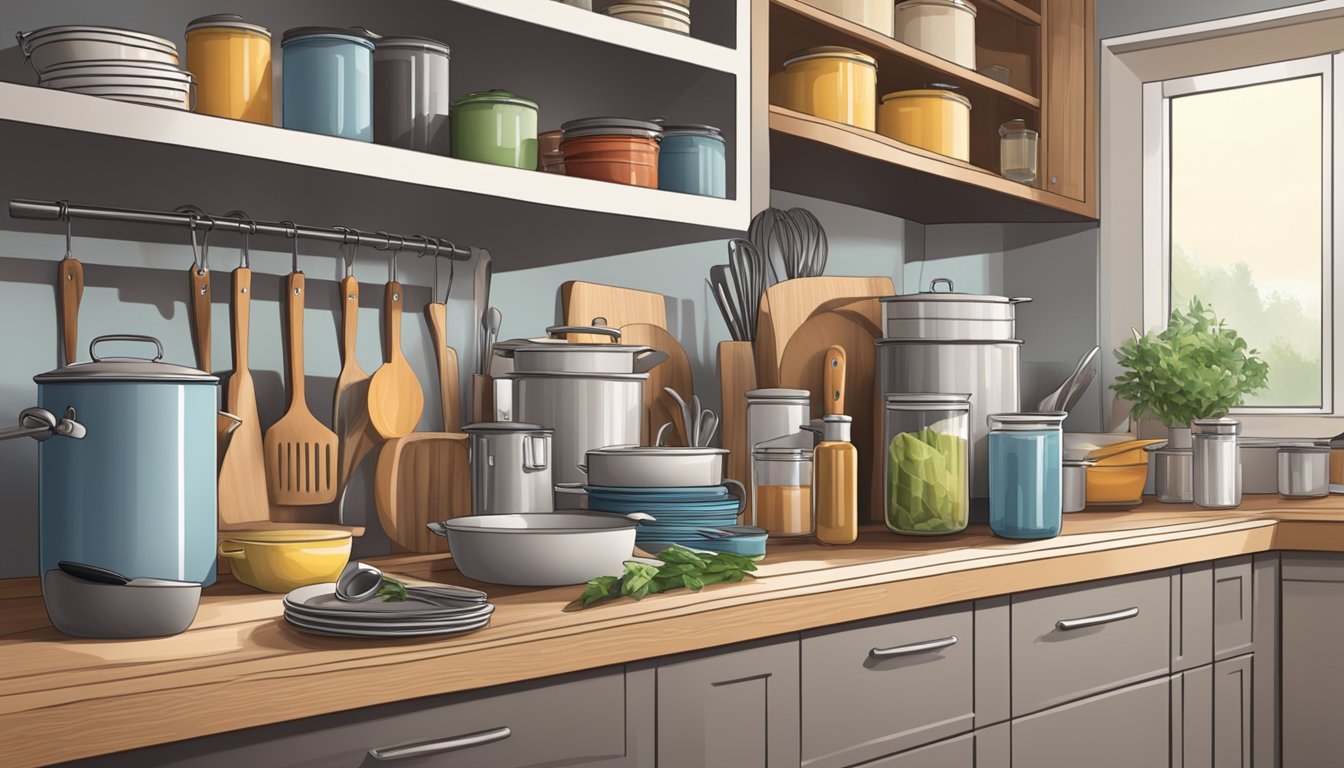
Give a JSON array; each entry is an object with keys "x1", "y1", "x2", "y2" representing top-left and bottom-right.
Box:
[{"x1": 1169, "y1": 75, "x2": 1324, "y2": 408}]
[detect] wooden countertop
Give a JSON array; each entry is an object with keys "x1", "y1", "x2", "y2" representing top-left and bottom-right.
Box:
[{"x1": 7, "y1": 496, "x2": 1344, "y2": 766}]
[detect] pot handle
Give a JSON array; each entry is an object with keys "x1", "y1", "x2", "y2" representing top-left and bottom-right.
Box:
[
  {"x1": 90, "y1": 334, "x2": 164, "y2": 363},
  {"x1": 625, "y1": 512, "x2": 656, "y2": 523},
  {"x1": 523, "y1": 434, "x2": 549, "y2": 471},
  {"x1": 928, "y1": 278, "x2": 955, "y2": 293},
  {"x1": 1008, "y1": 297, "x2": 1034, "y2": 305},
  {"x1": 217, "y1": 541, "x2": 246, "y2": 560},
  {"x1": 546, "y1": 325, "x2": 621, "y2": 341},
  {"x1": 0, "y1": 406, "x2": 86, "y2": 443},
  {"x1": 724, "y1": 479, "x2": 748, "y2": 518},
  {"x1": 632, "y1": 349, "x2": 669, "y2": 374}
]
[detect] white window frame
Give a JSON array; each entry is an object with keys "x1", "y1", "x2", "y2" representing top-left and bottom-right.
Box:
[{"x1": 1142, "y1": 55, "x2": 1337, "y2": 416}]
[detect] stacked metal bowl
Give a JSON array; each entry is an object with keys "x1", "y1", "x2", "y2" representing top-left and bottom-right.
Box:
[{"x1": 18, "y1": 25, "x2": 194, "y2": 110}]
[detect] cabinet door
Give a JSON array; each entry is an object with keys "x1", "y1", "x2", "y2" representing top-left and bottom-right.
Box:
[
  {"x1": 1013, "y1": 677, "x2": 1170, "y2": 768},
  {"x1": 1213, "y1": 557, "x2": 1254, "y2": 660},
  {"x1": 1042, "y1": 0, "x2": 1095, "y2": 203},
  {"x1": 656, "y1": 638, "x2": 800, "y2": 768},
  {"x1": 1172, "y1": 665, "x2": 1213, "y2": 768},
  {"x1": 1282, "y1": 555, "x2": 1344, "y2": 766},
  {"x1": 1213, "y1": 656, "x2": 1253, "y2": 768}
]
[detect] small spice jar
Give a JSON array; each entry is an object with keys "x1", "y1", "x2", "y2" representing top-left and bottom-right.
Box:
[
  {"x1": 1193, "y1": 417, "x2": 1241, "y2": 509},
  {"x1": 752, "y1": 433, "x2": 815, "y2": 537},
  {"x1": 999, "y1": 119, "x2": 1039, "y2": 183}
]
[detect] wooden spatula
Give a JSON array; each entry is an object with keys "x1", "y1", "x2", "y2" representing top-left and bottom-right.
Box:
[
  {"x1": 426, "y1": 301, "x2": 462, "y2": 431},
  {"x1": 264, "y1": 270, "x2": 338, "y2": 505},
  {"x1": 368, "y1": 277, "x2": 424, "y2": 439},
  {"x1": 218, "y1": 264, "x2": 270, "y2": 525},
  {"x1": 333, "y1": 271, "x2": 380, "y2": 490}
]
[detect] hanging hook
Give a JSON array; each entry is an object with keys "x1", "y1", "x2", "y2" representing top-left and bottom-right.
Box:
[
  {"x1": 440, "y1": 239, "x2": 458, "y2": 303},
  {"x1": 223, "y1": 209, "x2": 255, "y2": 269},
  {"x1": 57, "y1": 200, "x2": 73, "y2": 261},
  {"x1": 418, "y1": 236, "x2": 442, "y2": 299},
  {"x1": 280, "y1": 220, "x2": 300, "y2": 273},
  {"x1": 339, "y1": 226, "x2": 361, "y2": 278},
  {"x1": 196, "y1": 213, "x2": 214, "y2": 276}
]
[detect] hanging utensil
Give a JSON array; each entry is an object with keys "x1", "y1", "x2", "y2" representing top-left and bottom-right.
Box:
[
  {"x1": 368, "y1": 242, "x2": 425, "y2": 439},
  {"x1": 333, "y1": 229, "x2": 382, "y2": 500},
  {"x1": 217, "y1": 211, "x2": 269, "y2": 525},
  {"x1": 423, "y1": 239, "x2": 463, "y2": 432},
  {"x1": 485, "y1": 306, "x2": 502, "y2": 367},
  {"x1": 789, "y1": 207, "x2": 828, "y2": 277},
  {"x1": 263, "y1": 223, "x2": 339, "y2": 505},
  {"x1": 55, "y1": 202, "x2": 83, "y2": 366},
  {"x1": 181, "y1": 210, "x2": 212, "y2": 372},
  {"x1": 708, "y1": 264, "x2": 743, "y2": 341},
  {"x1": 471, "y1": 247, "x2": 493, "y2": 423}
]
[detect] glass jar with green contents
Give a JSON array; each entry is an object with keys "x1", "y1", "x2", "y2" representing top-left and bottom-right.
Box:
[{"x1": 884, "y1": 393, "x2": 971, "y2": 535}]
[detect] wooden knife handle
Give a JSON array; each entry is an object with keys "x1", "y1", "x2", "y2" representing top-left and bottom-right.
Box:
[
  {"x1": 384, "y1": 281, "x2": 404, "y2": 364},
  {"x1": 188, "y1": 266, "x2": 212, "y2": 372},
  {"x1": 824, "y1": 345, "x2": 846, "y2": 416},
  {"x1": 286, "y1": 271, "x2": 306, "y2": 406},
  {"x1": 340, "y1": 275, "x2": 360, "y2": 365},
  {"x1": 230, "y1": 267, "x2": 252, "y2": 376},
  {"x1": 58, "y1": 258, "x2": 84, "y2": 365}
]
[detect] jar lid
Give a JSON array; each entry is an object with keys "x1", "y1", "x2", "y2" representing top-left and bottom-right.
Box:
[
  {"x1": 999, "y1": 118, "x2": 1038, "y2": 138},
  {"x1": 747, "y1": 388, "x2": 811, "y2": 401},
  {"x1": 186, "y1": 14, "x2": 271, "y2": 37},
  {"x1": 880, "y1": 88, "x2": 972, "y2": 109},
  {"x1": 562, "y1": 116, "x2": 664, "y2": 140},
  {"x1": 375, "y1": 34, "x2": 450, "y2": 56},
  {"x1": 988, "y1": 412, "x2": 1067, "y2": 430},
  {"x1": 885, "y1": 392, "x2": 971, "y2": 409},
  {"x1": 895, "y1": 0, "x2": 978, "y2": 17},
  {"x1": 752, "y1": 446, "x2": 814, "y2": 460},
  {"x1": 1193, "y1": 417, "x2": 1241, "y2": 435},
  {"x1": 452, "y1": 89, "x2": 539, "y2": 111},
  {"x1": 282, "y1": 26, "x2": 376, "y2": 47},
  {"x1": 660, "y1": 122, "x2": 724, "y2": 140},
  {"x1": 604, "y1": 1, "x2": 692, "y2": 19},
  {"x1": 36, "y1": 335, "x2": 216, "y2": 383},
  {"x1": 783, "y1": 46, "x2": 877, "y2": 70},
  {"x1": 464, "y1": 422, "x2": 550, "y2": 433},
  {"x1": 1279, "y1": 443, "x2": 1329, "y2": 454}
]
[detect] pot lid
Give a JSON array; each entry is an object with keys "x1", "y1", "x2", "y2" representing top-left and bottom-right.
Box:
[
  {"x1": 452, "y1": 89, "x2": 538, "y2": 110},
  {"x1": 465, "y1": 422, "x2": 550, "y2": 433},
  {"x1": 895, "y1": 0, "x2": 978, "y2": 16},
  {"x1": 588, "y1": 445, "x2": 728, "y2": 457},
  {"x1": 562, "y1": 116, "x2": 663, "y2": 140},
  {"x1": 35, "y1": 335, "x2": 216, "y2": 383},
  {"x1": 502, "y1": 370, "x2": 650, "y2": 381},
  {"x1": 660, "y1": 122, "x2": 724, "y2": 140},
  {"x1": 880, "y1": 88, "x2": 972, "y2": 109},
  {"x1": 988, "y1": 411, "x2": 1067, "y2": 430},
  {"x1": 186, "y1": 14, "x2": 271, "y2": 37},
  {"x1": 746, "y1": 387, "x2": 810, "y2": 400},
  {"x1": 783, "y1": 46, "x2": 877, "y2": 69},
  {"x1": 1279, "y1": 443, "x2": 1330, "y2": 454},
  {"x1": 1193, "y1": 417, "x2": 1241, "y2": 435},
  {"x1": 282, "y1": 26, "x2": 376, "y2": 45},
  {"x1": 885, "y1": 392, "x2": 971, "y2": 408},
  {"x1": 375, "y1": 34, "x2": 449, "y2": 55},
  {"x1": 881, "y1": 278, "x2": 1027, "y2": 306}
]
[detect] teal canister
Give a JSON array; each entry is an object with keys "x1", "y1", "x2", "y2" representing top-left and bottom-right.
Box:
[
  {"x1": 451, "y1": 89, "x2": 539, "y2": 169},
  {"x1": 282, "y1": 26, "x2": 374, "y2": 141},
  {"x1": 658, "y1": 123, "x2": 727, "y2": 197},
  {"x1": 33, "y1": 335, "x2": 219, "y2": 586}
]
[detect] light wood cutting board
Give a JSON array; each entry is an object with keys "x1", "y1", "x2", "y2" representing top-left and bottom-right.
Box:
[
  {"x1": 778, "y1": 303, "x2": 884, "y2": 523},
  {"x1": 619, "y1": 323, "x2": 693, "y2": 446},
  {"x1": 375, "y1": 433, "x2": 470, "y2": 553},
  {"x1": 754, "y1": 276, "x2": 893, "y2": 388},
  {"x1": 718, "y1": 340, "x2": 756, "y2": 514},
  {"x1": 561, "y1": 281, "x2": 667, "y2": 343}
]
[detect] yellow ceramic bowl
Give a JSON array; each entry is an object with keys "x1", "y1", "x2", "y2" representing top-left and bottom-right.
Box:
[
  {"x1": 219, "y1": 530, "x2": 351, "y2": 593},
  {"x1": 1085, "y1": 463, "x2": 1150, "y2": 505}
]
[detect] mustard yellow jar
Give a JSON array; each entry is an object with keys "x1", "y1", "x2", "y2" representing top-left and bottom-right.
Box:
[
  {"x1": 878, "y1": 86, "x2": 971, "y2": 160},
  {"x1": 185, "y1": 14, "x2": 272, "y2": 124},
  {"x1": 774, "y1": 47, "x2": 877, "y2": 130}
]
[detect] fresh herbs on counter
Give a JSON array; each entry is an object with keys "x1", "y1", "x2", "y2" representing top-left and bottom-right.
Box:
[
  {"x1": 378, "y1": 576, "x2": 409, "y2": 602},
  {"x1": 579, "y1": 546, "x2": 759, "y2": 607}
]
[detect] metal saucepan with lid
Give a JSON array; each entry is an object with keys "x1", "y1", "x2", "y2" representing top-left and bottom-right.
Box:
[
  {"x1": 879, "y1": 277, "x2": 1031, "y2": 340},
  {"x1": 498, "y1": 325, "x2": 669, "y2": 375},
  {"x1": 582, "y1": 445, "x2": 729, "y2": 488}
]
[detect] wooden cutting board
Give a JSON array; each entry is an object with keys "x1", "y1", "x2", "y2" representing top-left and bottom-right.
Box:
[
  {"x1": 375, "y1": 433, "x2": 470, "y2": 553},
  {"x1": 718, "y1": 340, "x2": 756, "y2": 513},
  {"x1": 755, "y1": 276, "x2": 893, "y2": 387},
  {"x1": 561, "y1": 281, "x2": 667, "y2": 343},
  {"x1": 777, "y1": 303, "x2": 883, "y2": 523},
  {"x1": 619, "y1": 323, "x2": 693, "y2": 446}
]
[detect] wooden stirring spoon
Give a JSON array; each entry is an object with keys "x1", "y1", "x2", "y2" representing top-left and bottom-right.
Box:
[{"x1": 367, "y1": 252, "x2": 424, "y2": 439}]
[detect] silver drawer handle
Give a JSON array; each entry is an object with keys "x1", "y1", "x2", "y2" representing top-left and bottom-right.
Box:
[
  {"x1": 368, "y1": 726, "x2": 512, "y2": 761},
  {"x1": 1056, "y1": 606, "x2": 1140, "y2": 631},
  {"x1": 870, "y1": 635, "x2": 958, "y2": 658}
]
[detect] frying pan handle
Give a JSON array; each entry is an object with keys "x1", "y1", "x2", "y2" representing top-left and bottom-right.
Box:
[
  {"x1": 90, "y1": 334, "x2": 164, "y2": 362},
  {"x1": 546, "y1": 325, "x2": 621, "y2": 341},
  {"x1": 724, "y1": 479, "x2": 748, "y2": 518},
  {"x1": 632, "y1": 349, "x2": 669, "y2": 374}
]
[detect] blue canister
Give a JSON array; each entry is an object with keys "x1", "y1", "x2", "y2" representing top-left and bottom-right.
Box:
[
  {"x1": 33, "y1": 335, "x2": 219, "y2": 585},
  {"x1": 282, "y1": 26, "x2": 374, "y2": 141},
  {"x1": 987, "y1": 412, "x2": 1065, "y2": 540},
  {"x1": 658, "y1": 123, "x2": 726, "y2": 197}
]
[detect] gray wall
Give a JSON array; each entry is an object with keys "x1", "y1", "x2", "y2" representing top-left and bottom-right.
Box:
[{"x1": 1097, "y1": 0, "x2": 1318, "y2": 38}]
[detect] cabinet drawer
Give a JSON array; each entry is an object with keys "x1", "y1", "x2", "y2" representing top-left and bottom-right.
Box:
[
  {"x1": 863, "y1": 724, "x2": 1009, "y2": 768},
  {"x1": 802, "y1": 604, "x2": 974, "y2": 767},
  {"x1": 65, "y1": 668, "x2": 636, "y2": 768},
  {"x1": 1011, "y1": 572, "x2": 1170, "y2": 715},
  {"x1": 1013, "y1": 677, "x2": 1170, "y2": 768}
]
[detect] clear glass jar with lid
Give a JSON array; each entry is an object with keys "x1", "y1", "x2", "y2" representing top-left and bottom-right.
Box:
[
  {"x1": 752, "y1": 432, "x2": 815, "y2": 537},
  {"x1": 987, "y1": 412, "x2": 1065, "y2": 539},
  {"x1": 884, "y1": 393, "x2": 971, "y2": 535}
]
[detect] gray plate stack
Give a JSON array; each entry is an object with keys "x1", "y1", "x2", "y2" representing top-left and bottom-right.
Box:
[{"x1": 18, "y1": 26, "x2": 194, "y2": 111}]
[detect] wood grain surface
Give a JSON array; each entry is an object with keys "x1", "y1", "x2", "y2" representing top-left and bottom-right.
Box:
[
  {"x1": 753, "y1": 276, "x2": 893, "y2": 387},
  {"x1": 217, "y1": 266, "x2": 270, "y2": 525},
  {"x1": 57, "y1": 256, "x2": 83, "y2": 366},
  {"x1": 188, "y1": 265, "x2": 211, "y2": 372},
  {"x1": 8, "y1": 498, "x2": 1344, "y2": 767},
  {"x1": 368, "y1": 280, "x2": 425, "y2": 439},
  {"x1": 718, "y1": 340, "x2": 757, "y2": 511},
  {"x1": 425, "y1": 302, "x2": 462, "y2": 432},
  {"x1": 619, "y1": 323, "x2": 694, "y2": 446},
  {"x1": 375, "y1": 432, "x2": 470, "y2": 553},
  {"x1": 561, "y1": 281, "x2": 667, "y2": 343}
]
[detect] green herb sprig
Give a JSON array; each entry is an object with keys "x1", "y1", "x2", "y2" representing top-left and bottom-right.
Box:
[
  {"x1": 579, "y1": 546, "x2": 759, "y2": 607},
  {"x1": 377, "y1": 576, "x2": 409, "y2": 602}
]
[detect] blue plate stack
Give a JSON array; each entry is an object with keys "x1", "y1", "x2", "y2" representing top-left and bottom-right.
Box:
[{"x1": 586, "y1": 485, "x2": 767, "y2": 557}]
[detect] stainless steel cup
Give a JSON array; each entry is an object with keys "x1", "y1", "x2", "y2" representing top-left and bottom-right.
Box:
[
  {"x1": 465, "y1": 423, "x2": 555, "y2": 515},
  {"x1": 1278, "y1": 444, "x2": 1330, "y2": 499},
  {"x1": 1193, "y1": 418, "x2": 1241, "y2": 509}
]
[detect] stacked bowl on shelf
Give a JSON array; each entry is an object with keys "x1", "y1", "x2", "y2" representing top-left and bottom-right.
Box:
[{"x1": 18, "y1": 25, "x2": 194, "y2": 110}]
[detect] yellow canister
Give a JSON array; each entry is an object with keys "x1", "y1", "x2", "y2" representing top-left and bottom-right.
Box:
[
  {"x1": 775, "y1": 46, "x2": 877, "y2": 130},
  {"x1": 185, "y1": 14, "x2": 273, "y2": 124},
  {"x1": 877, "y1": 86, "x2": 971, "y2": 160}
]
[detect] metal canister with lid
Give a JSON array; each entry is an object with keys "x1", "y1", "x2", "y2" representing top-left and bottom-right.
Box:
[
  {"x1": 561, "y1": 117, "x2": 664, "y2": 188},
  {"x1": 658, "y1": 123, "x2": 727, "y2": 198},
  {"x1": 1278, "y1": 444, "x2": 1330, "y2": 499},
  {"x1": 373, "y1": 35, "x2": 451, "y2": 154},
  {"x1": 451, "y1": 90, "x2": 540, "y2": 169},
  {"x1": 772, "y1": 46, "x2": 878, "y2": 130},
  {"x1": 465, "y1": 423, "x2": 554, "y2": 515},
  {"x1": 746, "y1": 388, "x2": 812, "y2": 454},
  {"x1": 1193, "y1": 417, "x2": 1242, "y2": 509},
  {"x1": 878, "y1": 84, "x2": 972, "y2": 161},
  {"x1": 186, "y1": 14, "x2": 272, "y2": 124},
  {"x1": 884, "y1": 393, "x2": 971, "y2": 535},
  {"x1": 1151, "y1": 445, "x2": 1194, "y2": 503},
  {"x1": 282, "y1": 26, "x2": 375, "y2": 141}
]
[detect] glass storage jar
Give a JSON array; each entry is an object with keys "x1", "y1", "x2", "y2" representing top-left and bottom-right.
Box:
[
  {"x1": 752, "y1": 434, "x2": 815, "y2": 537},
  {"x1": 987, "y1": 412, "x2": 1065, "y2": 539},
  {"x1": 999, "y1": 119, "x2": 1038, "y2": 183},
  {"x1": 884, "y1": 393, "x2": 971, "y2": 535}
]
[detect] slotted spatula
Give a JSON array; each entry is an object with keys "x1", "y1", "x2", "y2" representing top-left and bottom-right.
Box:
[{"x1": 264, "y1": 255, "x2": 338, "y2": 505}]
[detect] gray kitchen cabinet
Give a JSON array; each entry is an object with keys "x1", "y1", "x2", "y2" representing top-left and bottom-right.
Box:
[
  {"x1": 1250, "y1": 554, "x2": 1279, "y2": 768},
  {"x1": 1214, "y1": 556, "x2": 1255, "y2": 660},
  {"x1": 1214, "y1": 655, "x2": 1254, "y2": 768},
  {"x1": 861, "y1": 723, "x2": 1010, "y2": 768},
  {"x1": 1173, "y1": 562, "x2": 1214, "y2": 672},
  {"x1": 1282, "y1": 553, "x2": 1344, "y2": 767},
  {"x1": 653, "y1": 637, "x2": 801, "y2": 768},
  {"x1": 1173, "y1": 665, "x2": 1214, "y2": 768},
  {"x1": 1012, "y1": 677, "x2": 1171, "y2": 768}
]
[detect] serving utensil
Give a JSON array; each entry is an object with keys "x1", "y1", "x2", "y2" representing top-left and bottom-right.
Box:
[
  {"x1": 367, "y1": 249, "x2": 424, "y2": 439},
  {"x1": 185, "y1": 214, "x2": 212, "y2": 372},
  {"x1": 1038, "y1": 345, "x2": 1101, "y2": 412},
  {"x1": 423, "y1": 244, "x2": 462, "y2": 431},
  {"x1": 218, "y1": 216, "x2": 269, "y2": 524},
  {"x1": 333, "y1": 232, "x2": 380, "y2": 495},
  {"x1": 56, "y1": 205, "x2": 83, "y2": 366}
]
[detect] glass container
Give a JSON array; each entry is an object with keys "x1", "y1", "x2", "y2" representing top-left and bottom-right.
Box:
[
  {"x1": 987, "y1": 412, "x2": 1065, "y2": 539},
  {"x1": 752, "y1": 433, "x2": 814, "y2": 537},
  {"x1": 884, "y1": 393, "x2": 971, "y2": 535},
  {"x1": 999, "y1": 119, "x2": 1038, "y2": 183}
]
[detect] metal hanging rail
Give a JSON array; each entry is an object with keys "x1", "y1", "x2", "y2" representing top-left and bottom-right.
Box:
[{"x1": 7, "y1": 198, "x2": 473, "y2": 260}]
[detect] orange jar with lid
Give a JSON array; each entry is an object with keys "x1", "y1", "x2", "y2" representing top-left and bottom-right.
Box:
[{"x1": 560, "y1": 117, "x2": 663, "y2": 188}]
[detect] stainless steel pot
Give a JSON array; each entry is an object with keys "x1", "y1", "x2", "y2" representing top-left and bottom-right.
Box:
[
  {"x1": 583, "y1": 445, "x2": 728, "y2": 488},
  {"x1": 1062, "y1": 459, "x2": 1091, "y2": 513},
  {"x1": 506, "y1": 371, "x2": 647, "y2": 485},
  {"x1": 879, "y1": 278, "x2": 1031, "y2": 340},
  {"x1": 426, "y1": 512, "x2": 650, "y2": 586},
  {"x1": 1151, "y1": 446, "x2": 1193, "y2": 503},
  {"x1": 501, "y1": 325, "x2": 668, "y2": 375},
  {"x1": 876, "y1": 337, "x2": 1021, "y2": 497},
  {"x1": 465, "y1": 422, "x2": 554, "y2": 515},
  {"x1": 1279, "y1": 444, "x2": 1330, "y2": 499}
]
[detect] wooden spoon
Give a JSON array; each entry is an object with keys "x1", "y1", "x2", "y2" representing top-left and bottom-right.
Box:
[
  {"x1": 368, "y1": 278, "x2": 424, "y2": 439},
  {"x1": 426, "y1": 301, "x2": 462, "y2": 432},
  {"x1": 333, "y1": 271, "x2": 380, "y2": 490},
  {"x1": 263, "y1": 270, "x2": 338, "y2": 505},
  {"x1": 217, "y1": 264, "x2": 270, "y2": 525}
]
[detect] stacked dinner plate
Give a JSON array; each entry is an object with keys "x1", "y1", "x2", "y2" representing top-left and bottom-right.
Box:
[
  {"x1": 18, "y1": 25, "x2": 195, "y2": 110},
  {"x1": 586, "y1": 485, "x2": 768, "y2": 557},
  {"x1": 283, "y1": 583, "x2": 494, "y2": 639}
]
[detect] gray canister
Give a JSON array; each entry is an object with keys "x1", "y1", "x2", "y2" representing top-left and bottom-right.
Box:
[
  {"x1": 1278, "y1": 444, "x2": 1330, "y2": 499},
  {"x1": 746, "y1": 388, "x2": 812, "y2": 452},
  {"x1": 373, "y1": 35, "x2": 451, "y2": 154},
  {"x1": 466, "y1": 423, "x2": 555, "y2": 515},
  {"x1": 1193, "y1": 418, "x2": 1241, "y2": 508},
  {"x1": 1152, "y1": 446, "x2": 1193, "y2": 503}
]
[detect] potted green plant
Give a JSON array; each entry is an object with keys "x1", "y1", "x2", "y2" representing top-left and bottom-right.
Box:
[{"x1": 1111, "y1": 298, "x2": 1270, "y2": 449}]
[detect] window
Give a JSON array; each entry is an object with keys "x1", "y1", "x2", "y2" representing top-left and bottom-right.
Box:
[{"x1": 1147, "y1": 56, "x2": 1336, "y2": 414}]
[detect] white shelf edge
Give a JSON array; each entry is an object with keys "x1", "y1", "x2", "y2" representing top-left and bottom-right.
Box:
[
  {"x1": 0, "y1": 83, "x2": 749, "y2": 233},
  {"x1": 450, "y1": 0, "x2": 743, "y2": 74}
]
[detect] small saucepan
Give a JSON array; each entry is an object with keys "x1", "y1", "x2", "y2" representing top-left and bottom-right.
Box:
[{"x1": 427, "y1": 512, "x2": 651, "y2": 586}]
